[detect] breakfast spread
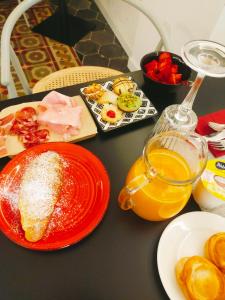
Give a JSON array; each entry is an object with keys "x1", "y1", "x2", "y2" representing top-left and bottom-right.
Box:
[
  {"x1": 81, "y1": 76, "x2": 157, "y2": 131},
  {"x1": 175, "y1": 232, "x2": 225, "y2": 300},
  {"x1": 18, "y1": 151, "x2": 63, "y2": 242}
]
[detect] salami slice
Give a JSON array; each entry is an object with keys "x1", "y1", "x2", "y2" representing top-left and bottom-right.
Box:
[
  {"x1": 9, "y1": 107, "x2": 49, "y2": 149},
  {"x1": 15, "y1": 107, "x2": 36, "y2": 121},
  {"x1": 21, "y1": 129, "x2": 49, "y2": 148}
]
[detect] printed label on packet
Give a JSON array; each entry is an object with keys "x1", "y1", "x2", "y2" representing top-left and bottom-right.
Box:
[{"x1": 201, "y1": 159, "x2": 225, "y2": 201}]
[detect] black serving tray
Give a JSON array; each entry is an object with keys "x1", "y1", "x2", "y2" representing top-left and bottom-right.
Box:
[{"x1": 80, "y1": 77, "x2": 158, "y2": 132}]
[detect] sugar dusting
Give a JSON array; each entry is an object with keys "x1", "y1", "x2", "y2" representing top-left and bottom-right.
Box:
[
  {"x1": 0, "y1": 153, "x2": 39, "y2": 212},
  {"x1": 19, "y1": 151, "x2": 62, "y2": 220},
  {"x1": 45, "y1": 177, "x2": 80, "y2": 233},
  {"x1": 0, "y1": 188, "x2": 19, "y2": 211}
]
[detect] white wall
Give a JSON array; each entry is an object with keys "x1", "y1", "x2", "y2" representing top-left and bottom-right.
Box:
[{"x1": 95, "y1": 0, "x2": 225, "y2": 70}]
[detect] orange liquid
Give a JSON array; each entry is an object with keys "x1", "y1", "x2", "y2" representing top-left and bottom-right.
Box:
[{"x1": 126, "y1": 148, "x2": 192, "y2": 221}]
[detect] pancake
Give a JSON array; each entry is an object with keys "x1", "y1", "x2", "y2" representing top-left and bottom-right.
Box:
[
  {"x1": 205, "y1": 232, "x2": 225, "y2": 273},
  {"x1": 175, "y1": 256, "x2": 225, "y2": 300}
]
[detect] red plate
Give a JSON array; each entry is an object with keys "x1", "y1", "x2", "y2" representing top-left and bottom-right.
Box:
[{"x1": 0, "y1": 142, "x2": 110, "y2": 251}]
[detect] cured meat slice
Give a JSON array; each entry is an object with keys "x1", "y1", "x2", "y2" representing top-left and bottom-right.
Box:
[
  {"x1": 41, "y1": 91, "x2": 72, "y2": 106},
  {"x1": 15, "y1": 107, "x2": 36, "y2": 121},
  {"x1": 0, "y1": 113, "x2": 15, "y2": 157},
  {"x1": 21, "y1": 129, "x2": 49, "y2": 149},
  {"x1": 37, "y1": 91, "x2": 83, "y2": 138},
  {"x1": 9, "y1": 107, "x2": 49, "y2": 148},
  {"x1": 0, "y1": 113, "x2": 14, "y2": 126}
]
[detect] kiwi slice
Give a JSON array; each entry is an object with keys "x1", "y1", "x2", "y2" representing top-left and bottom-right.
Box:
[{"x1": 117, "y1": 93, "x2": 142, "y2": 112}]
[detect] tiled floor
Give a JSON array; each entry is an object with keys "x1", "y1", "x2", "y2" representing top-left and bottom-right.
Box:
[{"x1": 55, "y1": 0, "x2": 130, "y2": 73}]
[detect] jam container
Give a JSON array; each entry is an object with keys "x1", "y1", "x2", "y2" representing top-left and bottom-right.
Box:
[{"x1": 193, "y1": 159, "x2": 225, "y2": 217}]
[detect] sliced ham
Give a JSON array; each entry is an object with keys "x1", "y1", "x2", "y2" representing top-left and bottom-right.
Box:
[
  {"x1": 41, "y1": 91, "x2": 73, "y2": 107},
  {"x1": 37, "y1": 91, "x2": 82, "y2": 137}
]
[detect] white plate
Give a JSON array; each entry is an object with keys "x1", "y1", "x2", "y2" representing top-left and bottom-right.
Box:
[{"x1": 157, "y1": 211, "x2": 225, "y2": 300}]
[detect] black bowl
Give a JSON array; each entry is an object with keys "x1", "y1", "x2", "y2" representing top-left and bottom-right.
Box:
[{"x1": 140, "y1": 51, "x2": 192, "y2": 92}]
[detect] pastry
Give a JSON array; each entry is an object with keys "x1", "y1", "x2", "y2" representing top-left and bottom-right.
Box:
[
  {"x1": 101, "y1": 104, "x2": 123, "y2": 124},
  {"x1": 98, "y1": 90, "x2": 118, "y2": 105},
  {"x1": 18, "y1": 151, "x2": 63, "y2": 242},
  {"x1": 112, "y1": 77, "x2": 136, "y2": 95},
  {"x1": 205, "y1": 232, "x2": 225, "y2": 273},
  {"x1": 83, "y1": 83, "x2": 105, "y2": 101},
  {"x1": 117, "y1": 93, "x2": 142, "y2": 112},
  {"x1": 175, "y1": 256, "x2": 225, "y2": 300}
]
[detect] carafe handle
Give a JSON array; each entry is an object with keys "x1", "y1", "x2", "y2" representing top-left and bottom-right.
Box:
[{"x1": 118, "y1": 174, "x2": 150, "y2": 210}]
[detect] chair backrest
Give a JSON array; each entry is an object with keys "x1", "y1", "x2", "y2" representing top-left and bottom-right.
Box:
[
  {"x1": 32, "y1": 66, "x2": 123, "y2": 93},
  {"x1": 122, "y1": 0, "x2": 169, "y2": 51},
  {"x1": 1, "y1": 0, "x2": 41, "y2": 99},
  {"x1": 1, "y1": 0, "x2": 169, "y2": 99}
]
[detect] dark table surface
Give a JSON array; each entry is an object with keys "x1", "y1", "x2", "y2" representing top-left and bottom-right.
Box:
[{"x1": 0, "y1": 71, "x2": 225, "y2": 300}]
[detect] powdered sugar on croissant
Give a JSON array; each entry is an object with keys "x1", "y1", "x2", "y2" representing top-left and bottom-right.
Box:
[{"x1": 18, "y1": 151, "x2": 63, "y2": 242}]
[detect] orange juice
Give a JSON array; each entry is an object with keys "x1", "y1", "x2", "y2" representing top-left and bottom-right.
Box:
[{"x1": 126, "y1": 148, "x2": 192, "y2": 221}]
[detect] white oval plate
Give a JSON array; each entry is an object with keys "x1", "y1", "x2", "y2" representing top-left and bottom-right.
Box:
[{"x1": 157, "y1": 211, "x2": 225, "y2": 300}]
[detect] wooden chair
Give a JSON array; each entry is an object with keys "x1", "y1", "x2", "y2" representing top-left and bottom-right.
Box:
[{"x1": 1, "y1": 0, "x2": 169, "y2": 99}]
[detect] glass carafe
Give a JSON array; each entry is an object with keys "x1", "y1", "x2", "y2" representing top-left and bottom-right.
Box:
[{"x1": 118, "y1": 131, "x2": 208, "y2": 221}]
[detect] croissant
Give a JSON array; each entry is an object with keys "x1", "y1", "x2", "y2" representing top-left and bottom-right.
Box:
[
  {"x1": 205, "y1": 232, "x2": 225, "y2": 273},
  {"x1": 18, "y1": 151, "x2": 63, "y2": 242},
  {"x1": 175, "y1": 256, "x2": 225, "y2": 300}
]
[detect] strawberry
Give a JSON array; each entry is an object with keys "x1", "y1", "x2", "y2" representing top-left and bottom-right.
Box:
[
  {"x1": 144, "y1": 60, "x2": 158, "y2": 73},
  {"x1": 159, "y1": 52, "x2": 172, "y2": 62},
  {"x1": 146, "y1": 70, "x2": 159, "y2": 81},
  {"x1": 144, "y1": 52, "x2": 183, "y2": 84},
  {"x1": 171, "y1": 64, "x2": 178, "y2": 74}
]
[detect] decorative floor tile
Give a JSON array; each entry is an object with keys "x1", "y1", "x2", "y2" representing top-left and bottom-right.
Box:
[
  {"x1": 0, "y1": 0, "x2": 80, "y2": 100},
  {"x1": 0, "y1": 0, "x2": 129, "y2": 100},
  {"x1": 70, "y1": 0, "x2": 129, "y2": 72}
]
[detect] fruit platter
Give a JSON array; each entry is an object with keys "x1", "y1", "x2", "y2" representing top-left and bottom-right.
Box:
[{"x1": 80, "y1": 76, "x2": 158, "y2": 132}]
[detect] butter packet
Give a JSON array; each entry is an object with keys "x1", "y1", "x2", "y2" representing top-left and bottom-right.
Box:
[{"x1": 193, "y1": 159, "x2": 225, "y2": 217}]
